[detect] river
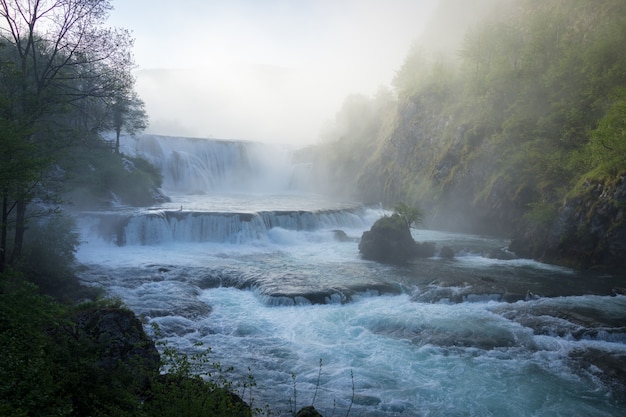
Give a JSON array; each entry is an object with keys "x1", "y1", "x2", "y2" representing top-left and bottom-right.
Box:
[{"x1": 75, "y1": 135, "x2": 626, "y2": 416}]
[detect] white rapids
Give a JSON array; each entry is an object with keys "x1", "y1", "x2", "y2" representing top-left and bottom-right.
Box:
[{"x1": 75, "y1": 135, "x2": 626, "y2": 416}]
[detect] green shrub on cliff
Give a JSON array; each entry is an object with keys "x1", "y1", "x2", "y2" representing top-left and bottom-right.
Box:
[
  {"x1": 314, "y1": 0, "x2": 626, "y2": 261},
  {"x1": 17, "y1": 213, "x2": 89, "y2": 300},
  {"x1": 586, "y1": 88, "x2": 626, "y2": 178},
  {"x1": 142, "y1": 324, "x2": 255, "y2": 417}
]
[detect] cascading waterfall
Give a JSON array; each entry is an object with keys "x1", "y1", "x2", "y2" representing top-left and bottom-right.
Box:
[
  {"x1": 85, "y1": 208, "x2": 367, "y2": 246},
  {"x1": 133, "y1": 134, "x2": 309, "y2": 194},
  {"x1": 75, "y1": 135, "x2": 626, "y2": 416},
  {"x1": 90, "y1": 134, "x2": 360, "y2": 246}
]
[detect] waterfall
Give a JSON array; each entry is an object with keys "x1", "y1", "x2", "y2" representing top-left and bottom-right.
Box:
[
  {"x1": 132, "y1": 134, "x2": 309, "y2": 194},
  {"x1": 74, "y1": 136, "x2": 625, "y2": 417},
  {"x1": 79, "y1": 134, "x2": 365, "y2": 246},
  {"x1": 86, "y1": 208, "x2": 366, "y2": 246}
]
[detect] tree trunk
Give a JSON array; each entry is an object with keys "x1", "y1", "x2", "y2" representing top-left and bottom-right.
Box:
[
  {"x1": 0, "y1": 191, "x2": 8, "y2": 273},
  {"x1": 115, "y1": 127, "x2": 121, "y2": 154},
  {"x1": 9, "y1": 199, "x2": 26, "y2": 266}
]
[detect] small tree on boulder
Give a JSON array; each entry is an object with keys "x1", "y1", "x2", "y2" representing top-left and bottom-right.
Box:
[{"x1": 393, "y1": 202, "x2": 423, "y2": 229}]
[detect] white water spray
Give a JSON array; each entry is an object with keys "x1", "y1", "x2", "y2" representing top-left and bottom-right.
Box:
[
  {"x1": 132, "y1": 134, "x2": 308, "y2": 194},
  {"x1": 75, "y1": 136, "x2": 626, "y2": 416}
]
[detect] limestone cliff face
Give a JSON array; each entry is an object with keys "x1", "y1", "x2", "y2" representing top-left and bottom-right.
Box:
[
  {"x1": 356, "y1": 98, "x2": 529, "y2": 236},
  {"x1": 353, "y1": 98, "x2": 625, "y2": 270},
  {"x1": 327, "y1": 0, "x2": 626, "y2": 271},
  {"x1": 356, "y1": 97, "x2": 449, "y2": 206},
  {"x1": 531, "y1": 176, "x2": 626, "y2": 270}
]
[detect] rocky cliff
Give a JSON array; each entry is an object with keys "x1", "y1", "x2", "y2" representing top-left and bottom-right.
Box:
[
  {"x1": 351, "y1": 96, "x2": 626, "y2": 271},
  {"x1": 312, "y1": 0, "x2": 626, "y2": 271},
  {"x1": 512, "y1": 176, "x2": 626, "y2": 270},
  {"x1": 355, "y1": 95, "x2": 528, "y2": 236}
]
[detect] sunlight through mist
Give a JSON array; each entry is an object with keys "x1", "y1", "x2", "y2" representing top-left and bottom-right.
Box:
[{"x1": 108, "y1": 0, "x2": 439, "y2": 144}]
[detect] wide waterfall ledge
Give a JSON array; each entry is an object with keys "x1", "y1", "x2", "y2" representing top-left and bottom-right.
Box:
[{"x1": 78, "y1": 204, "x2": 369, "y2": 246}]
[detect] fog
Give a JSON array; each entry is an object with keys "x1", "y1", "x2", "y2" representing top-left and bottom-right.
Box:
[{"x1": 108, "y1": 0, "x2": 439, "y2": 145}]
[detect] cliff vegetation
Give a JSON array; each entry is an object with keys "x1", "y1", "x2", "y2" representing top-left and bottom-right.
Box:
[{"x1": 309, "y1": 0, "x2": 626, "y2": 270}]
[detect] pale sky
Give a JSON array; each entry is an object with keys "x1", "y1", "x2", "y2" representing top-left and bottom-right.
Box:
[{"x1": 108, "y1": 0, "x2": 439, "y2": 145}]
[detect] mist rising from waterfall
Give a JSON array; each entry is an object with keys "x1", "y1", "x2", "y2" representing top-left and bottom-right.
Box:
[{"x1": 131, "y1": 134, "x2": 312, "y2": 195}]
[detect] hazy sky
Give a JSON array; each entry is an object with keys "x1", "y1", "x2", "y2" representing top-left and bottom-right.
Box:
[{"x1": 108, "y1": 0, "x2": 439, "y2": 145}]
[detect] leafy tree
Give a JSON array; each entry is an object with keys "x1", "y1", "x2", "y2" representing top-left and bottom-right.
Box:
[
  {"x1": 316, "y1": 0, "x2": 626, "y2": 250},
  {"x1": 109, "y1": 90, "x2": 149, "y2": 154},
  {"x1": 393, "y1": 202, "x2": 423, "y2": 229},
  {"x1": 63, "y1": 148, "x2": 163, "y2": 209},
  {"x1": 17, "y1": 213, "x2": 87, "y2": 300},
  {"x1": 0, "y1": 0, "x2": 136, "y2": 271},
  {"x1": 392, "y1": 44, "x2": 431, "y2": 98},
  {"x1": 586, "y1": 88, "x2": 626, "y2": 175}
]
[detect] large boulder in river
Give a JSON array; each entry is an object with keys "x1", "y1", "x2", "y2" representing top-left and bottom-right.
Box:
[{"x1": 359, "y1": 214, "x2": 418, "y2": 264}]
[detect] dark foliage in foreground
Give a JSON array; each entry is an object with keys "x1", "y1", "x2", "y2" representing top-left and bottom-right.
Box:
[{"x1": 0, "y1": 276, "x2": 256, "y2": 417}]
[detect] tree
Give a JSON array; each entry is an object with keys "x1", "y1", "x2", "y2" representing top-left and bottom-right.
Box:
[
  {"x1": 587, "y1": 88, "x2": 626, "y2": 174},
  {"x1": 393, "y1": 202, "x2": 423, "y2": 229},
  {"x1": 109, "y1": 90, "x2": 148, "y2": 154},
  {"x1": 0, "y1": 0, "x2": 136, "y2": 271}
]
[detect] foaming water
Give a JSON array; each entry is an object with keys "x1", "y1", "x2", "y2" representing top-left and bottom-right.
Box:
[
  {"x1": 76, "y1": 207, "x2": 626, "y2": 415},
  {"x1": 75, "y1": 136, "x2": 625, "y2": 415},
  {"x1": 148, "y1": 289, "x2": 624, "y2": 416}
]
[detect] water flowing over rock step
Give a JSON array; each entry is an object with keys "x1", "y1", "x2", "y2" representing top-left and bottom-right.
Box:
[
  {"x1": 83, "y1": 207, "x2": 366, "y2": 245},
  {"x1": 191, "y1": 268, "x2": 401, "y2": 305},
  {"x1": 150, "y1": 263, "x2": 626, "y2": 347},
  {"x1": 76, "y1": 261, "x2": 626, "y2": 408},
  {"x1": 401, "y1": 255, "x2": 626, "y2": 303}
]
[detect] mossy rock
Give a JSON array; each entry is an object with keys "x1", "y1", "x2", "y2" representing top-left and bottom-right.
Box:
[{"x1": 359, "y1": 214, "x2": 418, "y2": 264}]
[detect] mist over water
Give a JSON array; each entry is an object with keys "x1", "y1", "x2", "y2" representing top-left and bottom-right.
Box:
[
  {"x1": 76, "y1": 136, "x2": 626, "y2": 416},
  {"x1": 133, "y1": 134, "x2": 310, "y2": 194}
]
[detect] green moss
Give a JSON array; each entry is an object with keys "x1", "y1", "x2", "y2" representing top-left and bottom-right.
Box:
[
  {"x1": 567, "y1": 167, "x2": 626, "y2": 201},
  {"x1": 524, "y1": 202, "x2": 559, "y2": 227}
]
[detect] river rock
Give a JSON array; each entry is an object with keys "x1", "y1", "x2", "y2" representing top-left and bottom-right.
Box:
[
  {"x1": 485, "y1": 247, "x2": 518, "y2": 260},
  {"x1": 332, "y1": 229, "x2": 350, "y2": 242},
  {"x1": 359, "y1": 214, "x2": 419, "y2": 264},
  {"x1": 570, "y1": 348, "x2": 626, "y2": 402}
]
